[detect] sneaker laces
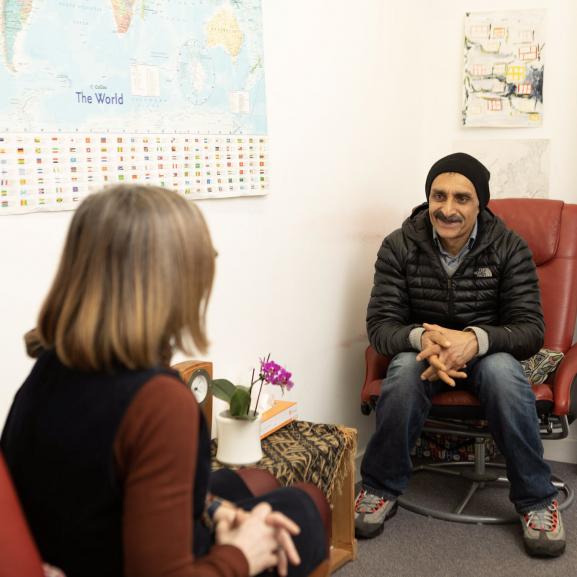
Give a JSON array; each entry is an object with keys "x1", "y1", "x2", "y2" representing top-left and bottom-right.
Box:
[
  {"x1": 355, "y1": 490, "x2": 385, "y2": 514},
  {"x1": 524, "y1": 501, "x2": 559, "y2": 532}
]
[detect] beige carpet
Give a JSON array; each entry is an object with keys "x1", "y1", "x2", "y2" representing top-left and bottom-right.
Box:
[{"x1": 338, "y1": 460, "x2": 577, "y2": 577}]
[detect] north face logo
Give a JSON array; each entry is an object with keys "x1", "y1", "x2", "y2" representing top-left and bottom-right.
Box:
[{"x1": 474, "y1": 267, "x2": 493, "y2": 278}]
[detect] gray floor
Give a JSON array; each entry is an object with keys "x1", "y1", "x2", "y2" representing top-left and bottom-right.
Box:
[{"x1": 337, "y1": 460, "x2": 577, "y2": 577}]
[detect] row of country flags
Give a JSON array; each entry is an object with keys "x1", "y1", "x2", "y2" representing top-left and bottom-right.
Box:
[
  {"x1": 0, "y1": 134, "x2": 265, "y2": 143},
  {"x1": 0, "y1": 136, "x2": 265, "y2": 158},
  {"x1": 3, "y1": 150, "x2": 263, "y2": 159},
  {"x1": 0, "y1": 134, "x2": 268, "y2": 212}
]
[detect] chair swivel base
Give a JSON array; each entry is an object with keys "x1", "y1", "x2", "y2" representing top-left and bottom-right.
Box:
[{"x1": 398, "y1": 462, "x2": 574, "y2": 524}]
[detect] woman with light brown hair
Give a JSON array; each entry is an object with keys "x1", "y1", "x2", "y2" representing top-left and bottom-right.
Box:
[{"x1": 1, "y1": 185, "x2": 329, "y2": 577}]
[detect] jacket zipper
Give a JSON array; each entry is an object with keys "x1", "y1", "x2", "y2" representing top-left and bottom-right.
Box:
[{"x1": 447, "y1": 278, "x2": 454, "y2": 318}]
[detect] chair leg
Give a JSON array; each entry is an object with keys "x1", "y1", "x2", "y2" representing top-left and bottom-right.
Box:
[
  {"x1": 454, "y1": 481, "x2": 482, "y2": 515},
  {"x1": 398, "y1": 437, "x2": 575, "y2": 524}
]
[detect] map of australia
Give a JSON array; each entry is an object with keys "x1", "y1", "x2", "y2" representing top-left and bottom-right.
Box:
[{"x1": 0, "y1": 0, "x2": 267, "y2": 134}]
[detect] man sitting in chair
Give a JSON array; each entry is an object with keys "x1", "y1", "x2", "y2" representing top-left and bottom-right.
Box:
[{"x1": 354, "y1": 152, "x2": 565, "y2": 558}]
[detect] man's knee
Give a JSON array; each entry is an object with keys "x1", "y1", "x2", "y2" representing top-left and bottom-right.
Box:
[
  {"x1": 478, "y1": 351, "x2": 519, "y2": 372},
  {"x1": 380, "y1": 352, "x2": 430, "y2": 402},
  {"x1": 386, "y1": 352, "x2": 425, "y2": 380},
  {"x1": 474, "y1": 352, "x2": 532, "y2": 402},
  {"x1": 476, "y1": 352, "x2": 524, "y2": 382}
]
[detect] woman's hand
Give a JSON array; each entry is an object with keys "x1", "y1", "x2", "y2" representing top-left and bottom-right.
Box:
[
  {"x1": 211, "y1": 499, "x2": 239, "y2": 525},
  {"x1": 215, "y1": 502, "x2": 301, "y2": 577},
  {"x1": 216, "y1": 502, "x2": 278, "y2": 576},
  {"x1": 265, "y1": 511, "x2": 301, "y2": 576}
]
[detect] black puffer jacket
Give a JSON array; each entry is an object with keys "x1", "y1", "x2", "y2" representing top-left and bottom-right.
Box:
[{"x1": 367, "y1": 203, "x2": 544, "y2": 360}]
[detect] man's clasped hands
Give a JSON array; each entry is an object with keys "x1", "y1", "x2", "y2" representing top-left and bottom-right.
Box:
[{"x1": 416, "y1": 323, "x2": 479, "y2": 386}]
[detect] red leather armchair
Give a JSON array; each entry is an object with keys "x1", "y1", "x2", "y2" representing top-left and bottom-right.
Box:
[
  {"x1": 0, "y1": 452, "x2": 45, "y2": 577},
  {"x1": 360, "y1": 198, "x2": 577, "y2": 523}
]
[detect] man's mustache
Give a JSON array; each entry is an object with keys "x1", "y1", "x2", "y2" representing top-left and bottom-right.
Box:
[{"x1": 433, "y1": 210, "x2": 463, "y2": 224}]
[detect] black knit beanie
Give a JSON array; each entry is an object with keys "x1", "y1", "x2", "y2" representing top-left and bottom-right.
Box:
[{"x1": 425, "y1": 152, "x2": 491, "y2": 210}]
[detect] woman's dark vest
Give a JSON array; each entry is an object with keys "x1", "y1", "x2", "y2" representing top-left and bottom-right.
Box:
[{"x1": 0, "y1": 350, "x2": 211, "y2": 577}]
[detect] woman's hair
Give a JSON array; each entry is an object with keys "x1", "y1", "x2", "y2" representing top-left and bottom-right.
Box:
[{"x1": 35, "y1": 184, "x2": 215, "y2": 371}]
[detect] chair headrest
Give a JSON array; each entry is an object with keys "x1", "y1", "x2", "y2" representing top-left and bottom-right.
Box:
[{"x1": 489, "y1": 199, "x2": 563, "y2": 266}]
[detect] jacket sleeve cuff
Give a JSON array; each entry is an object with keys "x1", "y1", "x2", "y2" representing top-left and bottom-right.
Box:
[
  {"x1": 465, "y1": 326, "x2": 489, "y2": 356},
  {"x1": 409, "y1": 327, "x2": 425, "y2": 351}
]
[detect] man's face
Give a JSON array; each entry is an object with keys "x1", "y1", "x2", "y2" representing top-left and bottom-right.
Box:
[{"x1": 428, "y1": 172, "x2": 480, "y2": 253}]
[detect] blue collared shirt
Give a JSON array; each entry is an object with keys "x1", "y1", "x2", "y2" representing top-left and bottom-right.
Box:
[{"x1": 433, "y1": 219, "x2": 478, "y2": 278}]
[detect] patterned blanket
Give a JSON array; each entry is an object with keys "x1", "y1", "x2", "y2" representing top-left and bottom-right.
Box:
[{"x1": 211, "y1": 420, "x2": 356, "y2": 500}]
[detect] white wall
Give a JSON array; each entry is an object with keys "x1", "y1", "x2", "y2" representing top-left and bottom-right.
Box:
[
  {"x1": 1, "y1": 0, "x2": 577, "y2": 464},
  {"x1": 0, "y1": 0, "x2": 405, "y2": 455},
  {"x1": 416, "y1": 0, "x2": 577, "y2": 205}
]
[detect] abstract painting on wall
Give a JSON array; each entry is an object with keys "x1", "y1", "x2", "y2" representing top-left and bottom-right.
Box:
[
  {"x1": 453, "y1": 139, "x2": 550, "y2": 198},
  {"x1": 462, "y1": 10, "x2": 545, "y2": 127}
]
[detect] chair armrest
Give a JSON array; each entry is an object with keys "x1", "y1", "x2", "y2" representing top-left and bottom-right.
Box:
[
  {"x1": 365, "y1": 346, "x2": 391, "y2": 383},
  {"x1": 551, "y1": 343, "x2": 577, "y2": 416},
  {"x1": 361, "y1": 346, "x2": 391, "y2": 407}
]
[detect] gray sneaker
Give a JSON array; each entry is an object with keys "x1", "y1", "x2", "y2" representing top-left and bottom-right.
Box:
[
  {"x1": 354, "y1": 488, "x2": 398, "y2": 539},
  {"x1": 521, "y1": 500, "x2": 566, "y2": 557}
]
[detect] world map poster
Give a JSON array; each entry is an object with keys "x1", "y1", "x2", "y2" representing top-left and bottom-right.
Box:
[{"x1": 0, "y1": 0, "x2": 268, "y2": 214}]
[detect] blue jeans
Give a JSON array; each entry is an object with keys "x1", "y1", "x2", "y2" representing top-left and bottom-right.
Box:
[{"x1": 360, "y1": 352, "x2": 557, "y2": 514}]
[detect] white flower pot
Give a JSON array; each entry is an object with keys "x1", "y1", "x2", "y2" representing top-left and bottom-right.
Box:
[{"x1": 216, "y1": 410, "x2": 263, "y2": 466}]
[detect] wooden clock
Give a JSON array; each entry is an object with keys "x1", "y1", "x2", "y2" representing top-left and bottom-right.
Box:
[{"x1": 171, "y1": 360, "x2": 213, "y2": 434}]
